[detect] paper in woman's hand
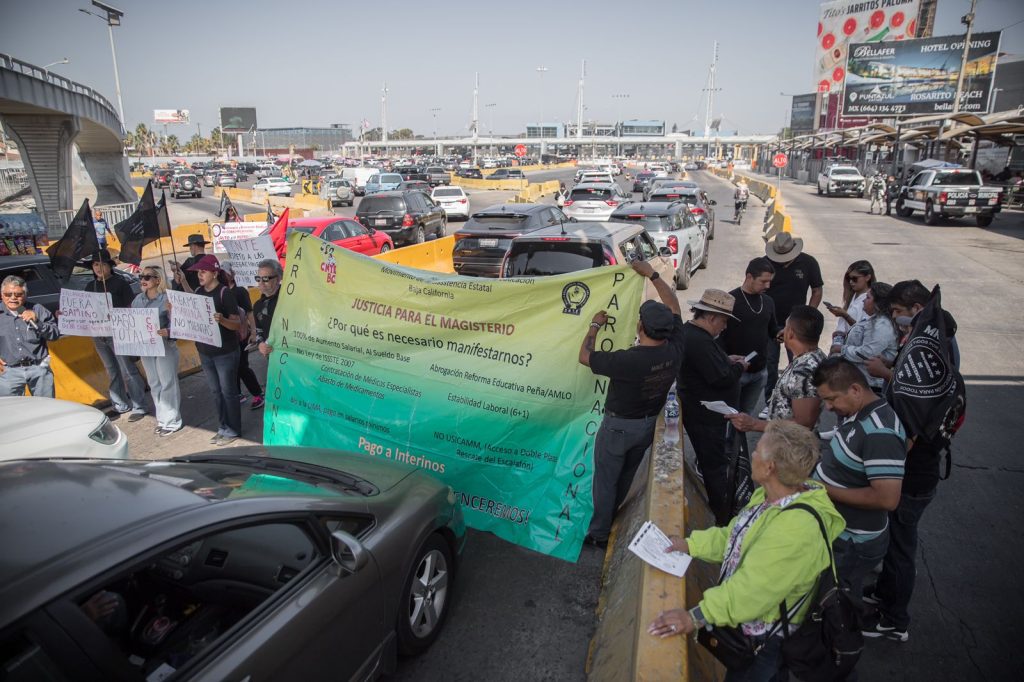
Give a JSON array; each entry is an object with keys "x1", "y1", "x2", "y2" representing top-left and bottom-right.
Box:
[{"x1": 628, "y1": 521, "x2": 692, "y2": 578}]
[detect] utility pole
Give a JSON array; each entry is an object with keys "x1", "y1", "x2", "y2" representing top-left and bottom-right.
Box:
[
  {"x1": 952, "y1": 0, "x2": 977, "y2": 115},
  {"x1": 472, "y1": 72, "x2": 479, "y2": 166},
  {"x1": 703, "y1": 41, "x2": 721, "y2": 159},
  {"x1": 576, "y1": 60, "x2": 586, "y2": 141},
  {"x1": 381, "y1": 81, "x2": 389, "y2": 151}
]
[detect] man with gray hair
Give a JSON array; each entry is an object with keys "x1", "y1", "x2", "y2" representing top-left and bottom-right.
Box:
[
  {"x1": 253, "y1": 258, "x2": 283, "y2": 357},
  {"x1": 0, "y1": 275, "x2": 60, "y2": 397}
]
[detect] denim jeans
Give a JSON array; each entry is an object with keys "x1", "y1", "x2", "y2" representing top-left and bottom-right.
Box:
[
  {"x1": 724, "y1": 634, "x2": 788, "y2": 682},
  {"x1": 92, "y1": 336, "x2": 147, "y2": 414},
  {"x1": 588, "y1": 414, "x2": 657, "y2": 541},
  {"x1": 199, "y1": 352, "x2": 241, "y2": 438},
  {"x1": 738, "y1": 369, "x2": 767, "y2": 416},
  {"x1": 834, "y1": 532, "x2": 889, "y2": 614},
  {"x1": 0, "y1": 362, "x2": 54, "y2": 397},
  {"x1": 874, "y1": 490, "x2": 936, "y2": 630},
  {"x1": 140, "y1": 342, "x2": 182, "y2": 430}
]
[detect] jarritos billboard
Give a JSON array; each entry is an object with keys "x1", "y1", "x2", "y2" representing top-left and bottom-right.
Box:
[
  {"x1": 843, "y1": 32, "x2": 1001, "y2": 117},
  {"x1": 815, "y1": 0, "x2": 923, "y2": 95}
]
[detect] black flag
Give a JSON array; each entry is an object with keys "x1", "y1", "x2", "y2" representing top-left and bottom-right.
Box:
[
  {"x1": 156, "y1": 190, "x2": 172, "y2": 238},
  {"x1": 46, "y1": 198, "x2": 100, "y2": 281},
  {"x1": 265, "y1": 200, "x2": 275, "y2": 226},
  {"x1": 218, "y1": 191, "x2": 240, "y2": 222},
  {"x1": 113, "y1": 180, "x2": 161, "y2": 265},
  {"x1": 886, "y1": 285, "x2": 966, "y2": 446},
  {"x1": 217, "y1": 191, "x2": 228, "y2": 218}
]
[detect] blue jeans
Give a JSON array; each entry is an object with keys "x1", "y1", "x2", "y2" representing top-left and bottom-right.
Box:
[
  {"x1": 738, "y1": 369, "x2": 767, "y2": 416},
  {"x1": 588, "y1": 413, "x2": 657, "y2": 541},
  {"x1": 0, "y1": 361, "x2": 54, "y2": 397},
  {"x1": 92, "y1": 336, "x2": 147, "y2": 414},
  {"x1": 874, "y1": 490, "x2": 936, "y2": 630},
  {"x1": 724, "y1": 635, "x2": 787, "y2": 682},
  {"x1": 834, "y1": 532, "x2": 889, "y2": 613},
  {"x1": 140, "y1": 342, "x2": 182, "y2": 430},
  {"x1": 199, "y1": 352, "x2": 241, "y2": 438}
]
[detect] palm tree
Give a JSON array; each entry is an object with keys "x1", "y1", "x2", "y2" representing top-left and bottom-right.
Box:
[{"x1": 164, "y1": 134, "x2": 180, "y2": 155}]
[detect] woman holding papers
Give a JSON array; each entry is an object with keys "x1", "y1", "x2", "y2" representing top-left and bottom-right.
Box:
[
  {"x1": 648, "y1": 421, "x2": 846, "y2": 681},
  {"x1": 132, "y1": 266, "x2": 182, "y2": 436}
]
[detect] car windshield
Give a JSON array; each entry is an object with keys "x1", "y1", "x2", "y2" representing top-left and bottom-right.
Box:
[
  {"x1": 434, "y1": 188, "x2": 464, "y2": 197},
  {"x1": 651, "y1": 192, "x2": 696, "y2": 203},
  {"x1": 933, "y1": 172, "x2": 980, "y2": 186},
  {"x1": 361, "y1": 197, "x2": 405, "y2": 212},
  {"x1": 831, "y1": 168, "x2": 860, "y2": 176},
  {"x1": 611, "y1": 215, "x2": 674, "y2": 232},
  {"x1": 380, "y1": 174, "x2": 403, "y2": 183},
  {"x1": 505, "y1": 242, "x2": 605, "y2": 276},
  {"x1": 570, "y1": 188, "x2": 612, "y2": 201},
  {"x1": 426, "y1": 167, "x2": 444, "y2": 173},
  {"x1": 287, "y1": 226, "x2": 316, "y2": 234}
]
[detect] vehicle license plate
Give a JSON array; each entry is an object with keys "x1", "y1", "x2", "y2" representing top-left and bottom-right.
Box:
[
  {"x1": 964, "y1": 207, "x2": 978, "y2": 213},
  {"x1": 479, "y1": 239, "x2": 498, "y2": 247},
  {"x1": 582, "y1": 207, "x2": 595, "y2": 213},
  {"x1": 375, "y1": 219, "x2": 388, "y2": 226}
]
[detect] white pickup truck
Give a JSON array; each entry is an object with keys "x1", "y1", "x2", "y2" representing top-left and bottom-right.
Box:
[
  {"x1": 817, "y1": 165, "x2": 866, "y2": 197},
  {"x1": 895, "y1": 168, "x2": 1002, "y2": 227}
]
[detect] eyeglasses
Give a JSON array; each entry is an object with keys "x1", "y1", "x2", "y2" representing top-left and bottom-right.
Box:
[
  {"x1": 2, "y1": 291, "x2": 26, "y2": 298},
  {"x1": 255, "y1": 276, "x2": 279, "y2": 283},
  {"x1": 847, "y1": 275, "x2": 864, "y2": 282},
  {"x1": 139, "y1": 275, "x2": 159, "y2": 281}
]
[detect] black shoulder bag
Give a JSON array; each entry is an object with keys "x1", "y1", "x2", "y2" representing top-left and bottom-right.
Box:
[{"x1": 777, "y1": 503, "x2": 863, "y2": 681}]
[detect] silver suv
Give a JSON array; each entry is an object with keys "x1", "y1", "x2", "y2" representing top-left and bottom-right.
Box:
[{"x1": 562, "y1": 182, "x2": 630, "y2": 222}]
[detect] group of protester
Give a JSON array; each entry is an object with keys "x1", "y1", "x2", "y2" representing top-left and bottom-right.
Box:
[
  {"x1": 0, "y1": 234, "x2": 283, "y2": 446},
  {"x1": 582, "y1": 232, "x2": 959, "y2": 680}
]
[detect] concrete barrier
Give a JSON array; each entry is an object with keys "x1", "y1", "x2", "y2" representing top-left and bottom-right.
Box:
[
  {"x1": 451, "y1": 176, "x2": 529, "y2": 192},
  {"x1": 510, "y1": 180, "x2": 563, "y2": 204},
  {"x1": 586, "y1": 415, "x2": 723, "y2": 681},
  {"x1": 373, "y1": 235, "x2": 455, "y2": 273},
  {"x1": 711, "y1": 167, "x2": 792, "y2": 239}
]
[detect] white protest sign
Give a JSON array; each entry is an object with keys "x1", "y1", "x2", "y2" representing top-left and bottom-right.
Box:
[
  {"x1": 110, "y1": 308, "x2": 165, "y2": 357},
  {"x1": 166, "y1": 290, "x2": 221, "y2": 347},
  {"x1": 211, "y1": 221, "x2": 269, "y2": 253},
  {"x1": 57, "y1": 289, "x2": 112, "y2": 337},
  {"x1": 221, "y1": 234, "x2": 278, "y2": 287}
]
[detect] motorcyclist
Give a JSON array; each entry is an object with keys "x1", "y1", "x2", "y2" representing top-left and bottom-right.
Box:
[{"x1": 734, "y1": 181, "x2": 750, "y2": 219}]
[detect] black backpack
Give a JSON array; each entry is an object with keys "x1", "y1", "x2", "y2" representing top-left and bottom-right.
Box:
[{"x1": 777, "y1": 503, "x2": 863, "y2": 681}]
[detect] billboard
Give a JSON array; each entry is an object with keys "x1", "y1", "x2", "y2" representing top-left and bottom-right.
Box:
[
  {"x1": 842, "y1": 32, "x2": 1001, "y2": 117},
  {"x1": 154, "y1": 109, "x2": 189, "y2": 124},
  {"x1": 790, "y1": 94, "x2": 818, "y2": 133},
  {"x1": 220, "y1": 107, "x2": 258, "y2": 133},
  {"x1": 815, "y1": 0, "x2": 923, "y2": 94}
]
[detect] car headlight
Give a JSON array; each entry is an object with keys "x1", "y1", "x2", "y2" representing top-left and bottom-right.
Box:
[{"x1": 89, "y1": 418, "x2": 120, "y2": 445}]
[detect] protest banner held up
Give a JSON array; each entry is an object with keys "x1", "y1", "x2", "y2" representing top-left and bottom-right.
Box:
[
  {"x1": 166, "y1": 290, "x2": 221, "y2": 347},
  {"x1": 211, "y1": 221, "x2": 269, "y2": 253},
  {"x1": 110, "y1": 308, "x2": 164, "y2": 357},
  {"x1": 221, "y1": 235, "x2": 278, "y2": 286},
  {"x1": 57, "y1": 289, "x2": 112, "y2": 337},
  {"x1": 264, "y1": 231, "x2": 643, "y2": 561}
]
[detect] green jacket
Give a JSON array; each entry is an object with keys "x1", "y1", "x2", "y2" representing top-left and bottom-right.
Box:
[{"x1": 688, "y1": 481, "x2": 846, "y2": 628}]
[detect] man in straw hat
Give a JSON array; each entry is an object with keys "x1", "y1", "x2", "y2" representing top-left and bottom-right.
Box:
[
  {"x1": 579, "y1": 260, "x2": 685, "y2": 549},
  {"x1": 762, "y1": 232, "x2": 822, "y2": 406},
  {"x1": 677, "y1": 288, "x2": 749, "y2": 525}
]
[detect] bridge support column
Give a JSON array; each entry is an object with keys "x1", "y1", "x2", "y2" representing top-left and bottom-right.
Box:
[
  {"x1": 674, "y1": 140, "x2": 682, "y2": 158},
  {"x1": 1, "y1": 114, "x2": 78, "y2": 229},
  {"x1": 76, "y1": 150, "x2": 136, "y2": 206}
]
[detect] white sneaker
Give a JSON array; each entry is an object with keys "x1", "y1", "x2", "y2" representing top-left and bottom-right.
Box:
[{"x1": 757, "y1": 406, "x2": 770, "y2": 419}]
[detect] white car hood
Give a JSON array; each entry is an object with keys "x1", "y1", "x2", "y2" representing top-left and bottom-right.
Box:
[{"x1": 0, "y1": 397, "x2": 103, "y2": 445}]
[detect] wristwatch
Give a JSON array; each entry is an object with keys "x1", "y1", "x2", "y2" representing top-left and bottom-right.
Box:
[
  {"x1": 689, "y1": 605, "x2": 709, "y2": 630},
  {"x1": 649, "y1": 271, "x2": 660, "y2": 282}
]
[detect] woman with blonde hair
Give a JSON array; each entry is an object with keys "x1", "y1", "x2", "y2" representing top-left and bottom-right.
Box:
[{"x1": 131, "y1": 265, "x2": 182, "y2": 435}]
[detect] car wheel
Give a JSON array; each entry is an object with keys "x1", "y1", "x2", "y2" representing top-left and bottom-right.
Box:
[
  {"x1": 976, "y1": 214, "x2": 993, "y2": 228},
  {"x1": 699, "y1": 239, "x2": 710, "y2": 269},
  {"x1": 708, "y1": 220, "x2": 715, "y2": 240},
  {"x1": 895, "y1": 199, "x2": 912, "y2": 217},
  {"x1": 825, "y1": 187, "x2": 832, "y2": 197},
  {"x1": 379, "y1": 243, "x2": 391, "y2": 254},
  {"x1": 397, "y1": 534, "x2": 453, "y2": 656},
  {"x1": 415, "y1": 226, "x2": 425, "y2": 244},
  {"x1": 676, "y1": 253, "x2": 692, "y2": 290},
  {"x1": 439, "y1": 218, "x2": 447, "y2": 237},
  {"x1": 924, "y1": 201, "x2": 939, "y2": 225}
]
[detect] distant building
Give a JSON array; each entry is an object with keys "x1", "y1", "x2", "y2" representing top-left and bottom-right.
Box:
[
  {"x1": 254, "y1": 125, "x2": 353, "y2": 151},
  {"x1": 563, "y1": 122, "x2": 616, "y2": 137},
  {"x1": 620, "y1": 120, "x2": 665, "y2": 136},
  {"x1": 526, "y1": 123, "x2": 565, "y2": 138}
]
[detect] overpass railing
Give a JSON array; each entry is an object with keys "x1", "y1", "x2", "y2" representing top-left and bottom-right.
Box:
[
  {"x1": 0, "y1": 53, "x2": 123, "y2": 136},
  {"x1": 55, "y1": 202, "x2": 136, "y2": 238}
]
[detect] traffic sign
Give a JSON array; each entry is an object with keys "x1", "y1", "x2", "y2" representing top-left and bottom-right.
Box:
[
  {"x1": 773, "y1": 153, "x2": 788, "y2": 168},
  {"x1": 514, "y1": 144, "x2": 527, "y2": 158}
]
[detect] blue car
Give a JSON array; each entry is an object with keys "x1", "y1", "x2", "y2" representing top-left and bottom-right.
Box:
[{"x1": 365, "y1": 172, "x2": 403, "y2": 195}]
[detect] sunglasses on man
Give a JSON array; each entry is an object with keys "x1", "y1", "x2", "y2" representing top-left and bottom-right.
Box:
[{"x1": 255, "y1": 276, "x2": 279, "y2": 283}]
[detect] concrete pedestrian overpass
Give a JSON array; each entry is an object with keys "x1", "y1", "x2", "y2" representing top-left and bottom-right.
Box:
[{"x1": 0, "y1": 53, "x2": 135, "y2": 228}]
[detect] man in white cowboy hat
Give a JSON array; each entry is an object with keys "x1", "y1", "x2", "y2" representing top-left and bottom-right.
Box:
[
  {"x1": 677, "y1": 288, "x2": 749, "y2": 525},
  {"x1": 579, "y1": 260, "x2": 685, "y2": 549},
  {"x1": 763, "y1": 232, "x2": 823, "y2": 407}
]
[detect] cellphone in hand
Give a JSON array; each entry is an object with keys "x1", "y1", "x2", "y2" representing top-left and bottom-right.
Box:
[
  {"x1": 744, "y1": 351, "x2": 757, "y2": 362},
  {"x1": 823, "y1": 301, "x2": 835, "y2": 309},
  {"x1": 625, "y1": 251, "x2": 642, "y2": 264}
]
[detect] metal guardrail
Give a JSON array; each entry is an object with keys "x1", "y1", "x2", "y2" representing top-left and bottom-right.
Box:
[
  {"x1": 0, "y1": 52, "x2": 123, "y2": 136},
  {"x1": 55, "y1": 202, "x2": 136, "y2": 237}
]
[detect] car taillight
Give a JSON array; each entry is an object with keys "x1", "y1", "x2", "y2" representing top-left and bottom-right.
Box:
[
  {"x1": 993, "y1": 193, "x2": 1002, "y2": 205},
  {"x1": 938, "y1": 192, "x2": 948, "y2": 204},
  {"x1": 402, "y1": 214, "x2": 415, "y2": 227},
  {"x1": 605, "y1": 200, "x2": 619, "y2": 207},
  {"x1": 564, "y1": 200, "x2": 574, "y2": 206},
  {"x1": 459, "y1": 198, "x2": 468, "y2": 204},
  {"x1": 542, "y1": 237, "x2": 571, "y2": 241},
  {"x1": 690, "y1": 207, "x2": 706, "y2": 215},
  {"x1": 667, "y1": 235, "x2": 678, "y2": 253},
  {"x1": 604, "y1": 247, "x2": 617, "y2": 265}
]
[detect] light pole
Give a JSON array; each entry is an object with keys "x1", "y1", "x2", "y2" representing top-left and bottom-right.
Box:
[
  {"x1": 535, "y1": 66, "x2": 549, "y2": 139},
  {"x1": 79, "y1": 2, "x2": 125, "y2": 128},
  {"x1": 484, "y1": 103, "x2": 496, "y2": 153},
  {"x1": 430, "y1": 107, "x2": 441, "y2": 139},
  {"x1": 612, "y1": 93, "x2": 629, "y2": 156},
  {"x1": 42, "y1": 57, "x2": 70, "y2": 71}
]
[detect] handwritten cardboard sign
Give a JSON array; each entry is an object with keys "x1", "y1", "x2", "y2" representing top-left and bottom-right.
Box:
[
  {"x1": 221, "y1": 234, "x2": 278, "y2": 287},
  {"x1": 110, "y1": 308, "x2": 164, "y2": 357},
  {"x1": 57, "y1": 289, "x2": 112, "y2": 337},
  {"x1": 211, "y1": 221, "x2": 269, "y2": 253},
  {"x1": 166, "y1": 289, "x2": 221, "y2": 347}
]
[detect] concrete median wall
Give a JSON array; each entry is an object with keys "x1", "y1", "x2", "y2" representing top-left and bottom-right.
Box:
[
  {"x1": 711, "y1": 167, "x2": 792, "y2": 239},
  {"x1": 511, "y1": 180, "x2": 562, "y2": 204},
  {"x1": 373, "y1": 235, "x2": 455, "y2": 273}
]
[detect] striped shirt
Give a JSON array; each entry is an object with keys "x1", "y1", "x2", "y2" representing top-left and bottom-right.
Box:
[{"x1": 814, "y1": 399, "x2": 906, "y2": 542}]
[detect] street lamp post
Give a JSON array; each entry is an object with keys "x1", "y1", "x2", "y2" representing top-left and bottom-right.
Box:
[
  {"x1": 79, "y1": 2, "x2": 126, "y2": 128},
  {"x1": 484, "y1": 103, "x2": 496, "y2": 152},
  {"x1": 430, "y1": 107, "x2": 441, "y2": 139},
  {"x1": 536, "y1": 66, "x2": 548, "y2": 141},
  {"x1": 612, "y1": 93, "x2": 629, "y2": 157},
  {"x1": 42, "y1": 58, "x2": 70, "y2": 71}
]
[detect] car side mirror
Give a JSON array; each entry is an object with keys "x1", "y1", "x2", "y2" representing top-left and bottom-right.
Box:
[
  {"x1": 569, "y1": 217, "x2": 578, "y2": 223},
  {"x1": 330, "y1": 530, "x2": 368, "y2": 574},
  {"x1": 659, "y1": 246, "x2": 672, "y2": 257},
  {"x1": 708, "y1": 199, "x2": 717, "y2": 205}
]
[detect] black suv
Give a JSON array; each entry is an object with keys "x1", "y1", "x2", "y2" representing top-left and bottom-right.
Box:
[
  {"x1": 452, "y1": 203, "x2": 571, "y2": 278},
  {"x1": 170, "y1": 174, "x2": 202, "y2": 199},
  {"x1": 354, "y1": 190, "x2": 446, "y2": 246},
  {"x1": 458, "y1": 168, "x2": 483, "y2": 179}
]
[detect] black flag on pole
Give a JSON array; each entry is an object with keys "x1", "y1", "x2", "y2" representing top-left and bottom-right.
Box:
[
  {"x1": 46, "y1": 198, "x2": 100, "y2": 281},
  {"x1": 265, "y1": 200, "x2": 275, "y2": 226},
  {"x1": 156, "y1": 190, "x2": 172, "y2": 238},
  {"x1": 217, "y1": 191, "x2": 228, "y2": 218},
  {"x1": 218, "y1": 191, "x2": 240, "y2": 222},
  {"x1": 113, "y1": 180, "x2": 161, "y2": 265}
]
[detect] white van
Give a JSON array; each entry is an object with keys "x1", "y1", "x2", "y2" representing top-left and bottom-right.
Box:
[{"x1": 342, "y1": 167, "x2": 378, "y2": 196}]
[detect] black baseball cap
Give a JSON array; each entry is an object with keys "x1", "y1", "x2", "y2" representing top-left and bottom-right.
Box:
[{"x1": 639, "y1": 300, "x2": 675, "y2": 339}]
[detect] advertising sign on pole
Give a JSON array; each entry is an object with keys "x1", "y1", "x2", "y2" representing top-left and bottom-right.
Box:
[
  {"x1": 166, "y1": 290, "x2": 221, "y2": 347},
  {"x1": 814, "y1": 0, "x2": 923, "y2": 94},
  {"x1": 790, "y1": 94, "x2": 818, "y2": 133},
  {"x1": 842, "y1": 32, "x2": 1001, "y2": 117},
  {"x1": 57, "y1": 289, "x2": 112, "y2": 337},
  {"x1": 110, "y1": 308, "x2": 165, "y2": 357},
  {"x1": 220, "y1": 107, "x2": 258, "y2": 133},
  {"x1": 153, "y1": 109, "x2": 190, "y2": 124}
]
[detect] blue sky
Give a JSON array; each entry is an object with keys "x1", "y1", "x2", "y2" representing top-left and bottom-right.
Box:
[{"x1": 2, "y1": 0, "x2": 1021, "y2": 136}]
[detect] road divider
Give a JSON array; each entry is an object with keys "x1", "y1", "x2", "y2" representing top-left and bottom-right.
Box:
[
  {"x1": 373, "y1": 235, "x2": 455, "y2": 273},
  {"x1": 511, "y1": 180, "x2": 562, "y2": 204},
  {"x1": 711, "y1": 167, "x2": 792, "y2": 240}
]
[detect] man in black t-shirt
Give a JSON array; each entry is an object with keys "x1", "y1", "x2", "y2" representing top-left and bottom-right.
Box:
[
  {"x1": 763, "y1": 233, "x2": 823, "y2": 403},
  {"x1": 579, "y1": 260, "x2": 684, "y2": 548},
  {"x1": 678, "y1": 289, "x2": 747, "y2": 525},
  {"x1": 253, "y1": 258, "x2": 282, "y2": 357},
  {"x1": 720, "y1": 257, "x2": 779, "y2": 416},
  {"x1": 170, "y1": 234, "x2": 210, "y2": 293}
]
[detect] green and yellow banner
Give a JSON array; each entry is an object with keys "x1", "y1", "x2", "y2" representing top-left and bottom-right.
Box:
[{"x1": 265, "y1": 231, "x2": 642, "y2": 561}]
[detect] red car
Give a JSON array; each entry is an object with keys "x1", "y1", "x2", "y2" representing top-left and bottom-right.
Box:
[{"x1": 286, "y1": 217, "x2": 394, "y2": 256}]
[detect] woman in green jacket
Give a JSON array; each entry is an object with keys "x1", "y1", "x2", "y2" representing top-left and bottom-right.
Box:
[{"x1": 649, "y1": 420, "x2": 846, "y2": 681}]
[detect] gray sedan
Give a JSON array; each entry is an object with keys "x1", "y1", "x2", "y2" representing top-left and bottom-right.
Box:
[{"x1": 0, "y1": 446, "x2": 465, "y2": 680}]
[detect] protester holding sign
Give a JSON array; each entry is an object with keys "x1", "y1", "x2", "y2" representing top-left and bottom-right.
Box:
[
  {"x1": 253, "y1": 258, "x2": 281, "y2": 358},
  {"x1": 0, "y1": 275, "x2": 60, "y2": 397},
  {"x1": 132, "y1": 266, "x2": 182, "y2": 436},
  {"x1": 221, "y1": 263, "x2": 265, "y2": 410},
  {"x1": 188, "y1": 255, "x2": 242, "y2": 445},
  {"x1": 85, "y1": 249, "x2": 149, "y2": 421}
]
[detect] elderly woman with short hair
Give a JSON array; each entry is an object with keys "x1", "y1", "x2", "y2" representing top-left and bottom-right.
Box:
[
  {"x1": 648, "y1": 421, "x2": 846, "y2": 681},
  {"x1": 131, "y1": 266, "x2": 181, "y2": 435}
]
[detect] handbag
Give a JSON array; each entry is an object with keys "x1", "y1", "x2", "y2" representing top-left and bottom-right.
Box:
[
  {"x1": 725, "y1": 423, "x2": 754, "y2": 515},
  {"x1": 778, "y1": 504, "x2": 863, "y2": 681}
]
